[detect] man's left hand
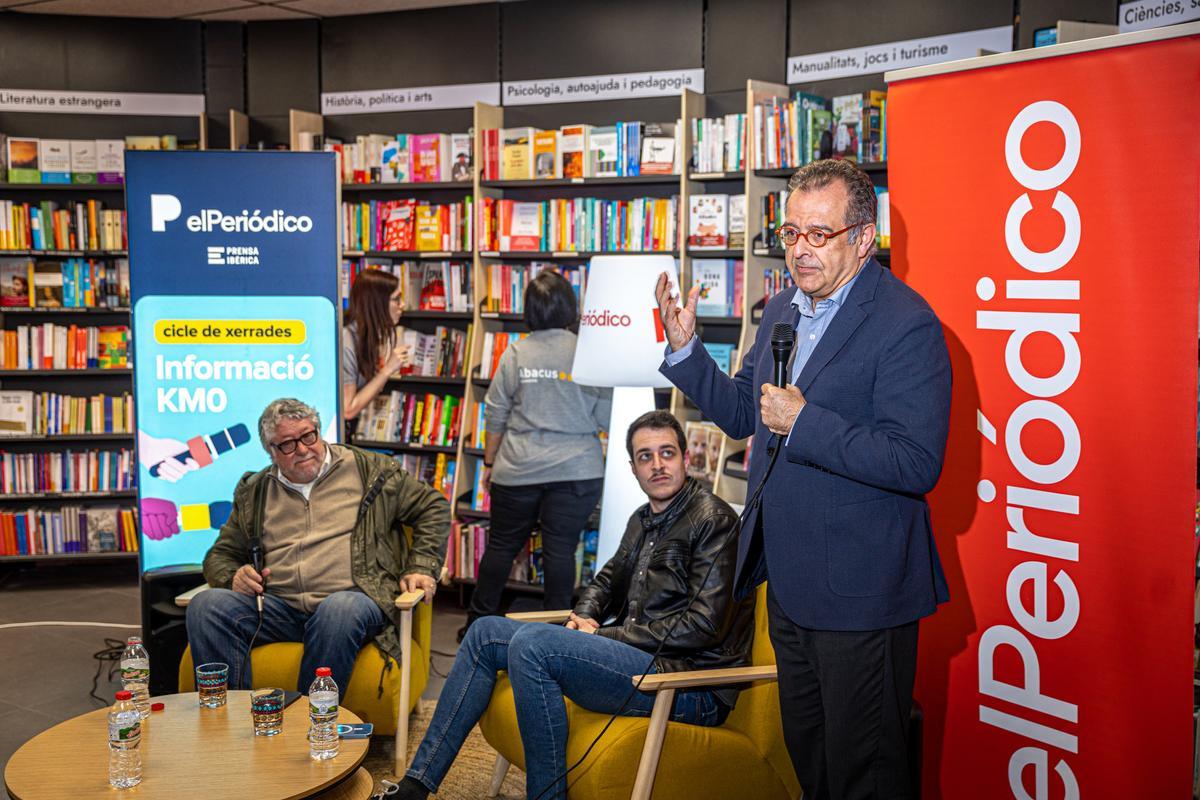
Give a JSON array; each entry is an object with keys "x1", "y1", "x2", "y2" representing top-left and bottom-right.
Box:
[
  {"x1": 760, "y1": 384, "x2": 807, "y2": 436},
  {"x1": 400, "y1": 573, "x2": 437, "y2": 604}
]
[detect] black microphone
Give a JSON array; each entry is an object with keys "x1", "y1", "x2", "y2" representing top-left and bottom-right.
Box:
[
  {"x1": 771, "y1": 322, "x2": 795, "y2": 387},
  {"x1": 249, "y1": 537, "x2": 265, "y2": 613}
]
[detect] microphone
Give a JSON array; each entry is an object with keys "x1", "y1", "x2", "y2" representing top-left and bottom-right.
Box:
[
  {"x1": 771, "y1": 322, "x2": 795, "y2": 387},
  {"x1": 249, "y1": 536, "x2": 265, "y2": 613},
  {"x1": 149, "y1": 423, "x2": 252, "y2": 477}
]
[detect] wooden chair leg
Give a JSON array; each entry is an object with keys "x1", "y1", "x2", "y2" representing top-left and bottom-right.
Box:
[
  {"x1": 630, "y1": 688, "x2": 675, "y2": 800},
  {"x1": 394, "y1": 606, "x2": 414, "y2": 777},
  {"x1": 488, "y1": 754, "x2": 511, "y2": 797}
]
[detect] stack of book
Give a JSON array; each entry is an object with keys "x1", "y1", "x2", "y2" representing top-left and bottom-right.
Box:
[
  {"x1": 469, "y1": 402, "x2": 487, "y2": 450},
  {"x1": 477, "y1": 332, "x2": 527, "y2": 380},
  {"x1": 0, "y1": 448, "x2": 136, "y2": 494},
  {"x1": 1, "y1": 323, "x2": 129, "y2": 370},
  {"x1": 341, "y1": 260, "x2": 472, "y2": 313},
  {"x1": 0, "y1": 505, "x2": 139, "y2": 555},
  {"x1": 357, "y1": 390, "x2": 461, "y2": 448},
  {"x1": 764, "y1": 268, "x2": 795, "y2": 301},
  {"x1": 759, "y1": 187, "x2": 891, "y2": 251},
  {"x1": 685, "y1": 421, "x2": 722, "y2": 486},
  {"x1": 1, "y1": 257, "x2": 130, "y2": 309},
  {"x1": 342, "y1": 198, "x2": 472, "y2": 252},
  {"x1": 325, "y1": 133, "x2": 473, "y2": 184},
  {"x1": 478, "y1": 196, "x2": 677, "y2": 253},
  {"x1": 688, "y1": 194, "x2": 745, "y2": 250},
  {"x1": 479, "y1": 122, "x2": 679, "y2": 180},
  {"x1": 392, "y1": 452, "x2": 456, "y2": 501},
  {"x1": 691, "y1": 114, "x2": 747, "y2": 173},
  {"x1": 480, "y1": 262, "x2": 586, "y2": 314},
  {"x1": 395, "y1": 325, "x2": 471, "y2": 378},
  {"x1": 753, "y1": 91, "x2": 887, "y2": 170},
  {"x1": 0, "y1": 199, "x2": 128, "y2": 251},
  {"x1": 1, "y1": 135, "x2": 180, "y2": 184},
  {"x1": 0, "y1": 390, "x2": 133, "y2": 437},
  {"x1": 692, "y1": 259, "x2": 744, "y2": 317}
]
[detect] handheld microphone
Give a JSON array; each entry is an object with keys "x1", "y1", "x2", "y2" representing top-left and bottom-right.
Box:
[
  {"x1": 770, "y1": 322, "x2": 795, "y2": 387},
  {"x1": 249, "y1": 537, "x2": 265, "y2": 614},
  {"x1": 149, "y1": 423, "x2": 252, "y2": 477}
]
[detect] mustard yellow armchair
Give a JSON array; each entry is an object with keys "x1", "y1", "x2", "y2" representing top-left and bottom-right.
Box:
[
  {"x1": 175, "y1": 586, "x2": 431, "y2": 775},
  {"x1": 478, "y1": 583, "x2": 800, "y2": 799}
]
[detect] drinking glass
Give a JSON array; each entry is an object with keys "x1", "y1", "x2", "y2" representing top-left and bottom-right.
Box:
[
  {"x1": 250, "y1": 688, "x2": 284, "y2": 736},
  {"x1": 194, "y1": 662, "x2": 228, "y2": 708}
]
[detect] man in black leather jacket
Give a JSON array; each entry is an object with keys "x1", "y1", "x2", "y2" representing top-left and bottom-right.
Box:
[{"x1": 395, "y1": 410, "x2": 752, "y2": 800}]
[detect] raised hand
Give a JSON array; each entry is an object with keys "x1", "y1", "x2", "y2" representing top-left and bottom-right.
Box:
[{"x1": 655, "y1": 271, "x2": 700, "y2": 352}]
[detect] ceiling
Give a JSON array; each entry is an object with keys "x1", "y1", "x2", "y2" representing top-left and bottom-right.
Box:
[{"x1": 0, "y1": 0, "x2": 501, "y2": 21}]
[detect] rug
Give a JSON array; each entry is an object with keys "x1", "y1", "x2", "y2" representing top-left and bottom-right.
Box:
[{"x1": 361, "y1": 701, "x2": 527, "y2": 799}]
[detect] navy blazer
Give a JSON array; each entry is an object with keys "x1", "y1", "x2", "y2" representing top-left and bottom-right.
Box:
[{"x1": 661, "y1": 259, "x2": 951, "y2": 631}]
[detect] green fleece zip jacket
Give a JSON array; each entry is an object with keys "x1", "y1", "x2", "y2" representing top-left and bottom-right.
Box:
[{"x1": 201, "y1": 443, "x2": 450, "y2": 666}]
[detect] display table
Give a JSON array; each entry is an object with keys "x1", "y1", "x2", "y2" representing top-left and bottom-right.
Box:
[{"x1": 4, "y1": 691, "x2": 373, "y2": 800}]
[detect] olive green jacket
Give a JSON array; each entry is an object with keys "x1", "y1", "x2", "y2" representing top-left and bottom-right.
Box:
[{"x1": 201, "y1": 444, "x2": 450, "y2": 665}]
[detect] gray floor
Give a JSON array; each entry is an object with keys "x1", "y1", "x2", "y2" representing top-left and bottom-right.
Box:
[{"x1": 0, "y1": 564, "x2": 469, "y2": 800}]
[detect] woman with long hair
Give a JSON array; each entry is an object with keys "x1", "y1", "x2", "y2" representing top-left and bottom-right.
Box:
[
  {"x1": 342, "y1": 268, "x2": 410, "y2": 425},
  {"x1": 464, "y1": 270, "x2": 610, "y2": 638}
]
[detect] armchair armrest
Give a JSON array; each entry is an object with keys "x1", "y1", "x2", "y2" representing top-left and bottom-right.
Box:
[
  {"x1": 394, "y1": 590, "x2": 426, "y2": 611},
  {"x1": 175, "y1": 584, "x2": 210, "y2": 608},
  {"x1": 631, "y1": 664, "x2": 777, "y2": 691},
  {"x1": 506, "y1": 609, "x2": 572, "y2": 623}
]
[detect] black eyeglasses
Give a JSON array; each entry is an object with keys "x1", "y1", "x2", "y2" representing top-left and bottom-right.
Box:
[
  {"x1": 270, "y1": 429, "x2": 318, "y2": 454},
  {"x1": 775, "y1": 224, "x2": 855, "y2": 248}
]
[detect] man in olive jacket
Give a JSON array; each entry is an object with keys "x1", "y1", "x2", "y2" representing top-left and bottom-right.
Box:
[{"x1": 186, "y1": 398, "x2": 450, "y2": 698}]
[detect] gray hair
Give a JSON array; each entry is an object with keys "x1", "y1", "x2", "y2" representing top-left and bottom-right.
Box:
[
  {"x1": 787, "y1": 159, "x2": 877, "y2": 254},
  {"x1": 257, "y1": 398, "x2": 321, "y2": 451}
]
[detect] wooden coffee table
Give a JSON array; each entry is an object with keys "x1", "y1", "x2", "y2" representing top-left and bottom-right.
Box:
[{"x1": 4, "y1": 691, "x2": 375, "y2": 800}]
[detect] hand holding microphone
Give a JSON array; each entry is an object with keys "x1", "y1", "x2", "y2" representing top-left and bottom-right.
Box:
[
  {"x1": 761, "y1": 322, "x2": 805, "y2": 437},
  {"x1": 247, "y1": 538, "x2": 266, "y2": 613}
]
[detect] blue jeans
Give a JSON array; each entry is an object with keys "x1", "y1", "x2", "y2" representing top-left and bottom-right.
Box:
[
  {"x1": 407, "y1": 617, "x2": 725, "y2": 800},
  {"x1": 185, "y1": 588, "x2": 386, "y2": 698}
]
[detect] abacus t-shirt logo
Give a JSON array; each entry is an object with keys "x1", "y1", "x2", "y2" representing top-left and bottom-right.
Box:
[{"x1": 518, "y1": 367, "x2": 571, "y2": 384}]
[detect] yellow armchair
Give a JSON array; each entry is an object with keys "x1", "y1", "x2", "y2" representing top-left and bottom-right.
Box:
[
  {"x1": 478, "y1": 583, "x2": 800, "y2": 799},
  {"x1": 176, "y1": 587, "x2": 431, "y2": 775}
]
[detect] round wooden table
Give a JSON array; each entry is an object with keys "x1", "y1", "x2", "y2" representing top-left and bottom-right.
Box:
[{"x1": 4, "y1": 691, "x2": 374, "y2": 800}]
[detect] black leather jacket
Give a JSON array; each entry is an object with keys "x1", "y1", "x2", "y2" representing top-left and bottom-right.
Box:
[{"x1": 574, "y1": 478, "x2": 754, "y2": 707}]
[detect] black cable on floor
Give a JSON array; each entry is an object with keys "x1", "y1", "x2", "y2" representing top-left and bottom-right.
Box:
[{"x1": 89, "y1": 638, "x2": 126, "y2": 704}]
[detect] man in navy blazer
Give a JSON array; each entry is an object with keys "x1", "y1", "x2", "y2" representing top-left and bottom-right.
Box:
[{"x1": 656, "y1": 159, "x2": 951, "y2": 800}]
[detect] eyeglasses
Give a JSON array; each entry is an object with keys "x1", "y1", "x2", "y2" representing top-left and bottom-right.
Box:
[
  {"x1": 270, "y1": 429, "x2": 318, "y2": 455},
  {"x1": 775, "y1": 224, "x2": 855, "y2": 248}
]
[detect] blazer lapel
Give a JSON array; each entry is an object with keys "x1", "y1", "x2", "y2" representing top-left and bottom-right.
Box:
[{"x1": 795, "y1": 259, "x2": 881, "y2": 393}]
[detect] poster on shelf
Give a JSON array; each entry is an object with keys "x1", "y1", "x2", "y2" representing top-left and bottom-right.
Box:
[
  {"x1": 886, "y1": 25, "x2": 1199, "y2": 799},
  {"x1": 126, "y1": 152, "x2": 340, "y2": 572}
]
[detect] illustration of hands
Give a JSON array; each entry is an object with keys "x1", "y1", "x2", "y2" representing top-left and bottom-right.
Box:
[
  {"x1": 140, "y1": 497, "x2": 234, "y2": 541},
  {"x1": 139, "y1": 423, "x2": 251, "y2": 482}
]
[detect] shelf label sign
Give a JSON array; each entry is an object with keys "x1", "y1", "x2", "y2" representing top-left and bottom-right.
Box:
[
  {"x1": 126, "y1": 152, "x2": 340, "y2": 572},
  {"x1": 0, "y1": 88, "x2": 204, "y2": 116},
  {"x1": 787, "y1": 26, "x2": 1013, "y2": 82},
  {"x1": 1119, "y1": 0, "x2": 1200, "y2": 32},
  {"x1": 502, "y1": 68, "x2": 704, "y2": 106},
  {"x1": 321, "y1": 81, "x2": 501, "y2": 115}
]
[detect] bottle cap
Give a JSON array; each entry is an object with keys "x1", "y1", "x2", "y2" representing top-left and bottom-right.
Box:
[
  {"x1": 151, "y1": 702, "x2": 165, "y2": 712},
  {"x1": 115, "y1": 690, "x2": 132, "y2": 700},
  {"x1": 126, "y1": 636, "x2": 142, "y2": 644},
  {"x1": 315, "y1": 667, "x2": 332, "y2": 677}
]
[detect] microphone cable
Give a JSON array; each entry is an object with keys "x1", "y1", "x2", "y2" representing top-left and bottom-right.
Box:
[{"x1": 529, "y1": 441, "x2": 783, "y2": 800}]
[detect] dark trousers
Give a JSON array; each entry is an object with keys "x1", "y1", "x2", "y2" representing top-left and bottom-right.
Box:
[
  {"x1": 767, "y1": 586, "x2": 919, "y2": 800},
  {"x1": 469, "y1": 478, "x2": 603, "y2": 617}
]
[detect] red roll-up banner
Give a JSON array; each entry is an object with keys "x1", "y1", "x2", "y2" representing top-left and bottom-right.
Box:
[{"x1": 888, "y1": 27, "x2": 1200, "y2": 799}]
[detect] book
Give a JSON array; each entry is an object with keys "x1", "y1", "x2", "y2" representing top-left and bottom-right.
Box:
[
  {"x1": 808, "y1": 109, "x2": 834, "y2": 162},
  {"x1": 703, "y1": 343, "x2": 735, "y2": 375},
  {"x1": 589, "y1": 126, "x2": 618, "y2": 177},
  {"x1": 0, "y1": 258, "x2": 31, "y2": 307},
  {"x1": 640, "y1": 122, "x2": 676, "y2": 174},
  {"x1": 728, "y1": 194, "x2": 746, "y2": 248},
  {"x1": 449, "y1": 133, "x2": 472, "y2": 182},
  {"x1": 685, "y1": 421, "x2": 719, "y2": 485},
  {"x1": 501, "y1": 128, "x2": 536, "y2": 181},
  {"x1": 414, "y1": 204, "x2": 441, "y2": 251},
  {"x1": 96, "y1": 140, "x2": 125, "y2": 184},
  {"x1": 381, "y1": 136, "x2": 408, "y2": 183},
  {"x1": 688, "y1": 194, "x2": 728, "y2": 249},
  {"x1": 411, "y1": 134, "x2": 441, "y2": 182},
  {"x1": 501, "y1": 201, "x2": 542, "y2": 251},
  {"x1": 559, "y1": 124, "x2": 590, "y2": 179},
  {"x1": 32, "y1": 261, "x2": 63, "y2": 307},
  {"x1": 381, "y1": 200, "x2": 417, "y2": 251},
  {"x1": 832, "y1": 94, "x2": 863, "y2": 162},
  {"x1": 124, "y1": 136, "x2": 161, "y2": 151},
  {"x1": 693, "y1": 259, "x2": 732, "y2": 316},
  {"x1": 0, "y1": 390, "x2": 33, "y2": 436},
  {"x1": 532, "y1": 130, "x2": 558, "y2": 179},
  {"x1": 68, "y1": 140, "x2": 97, "y2": 184},
  {"x1": 7, "y1": 137, "x2": 40, "y2": 183},
  {"x1": 85, "y1": 506, "x2": 119, "y2": 552}
]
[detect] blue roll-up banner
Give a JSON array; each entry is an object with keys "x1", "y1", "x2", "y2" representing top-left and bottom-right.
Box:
[{"x1": 126, "y1": 152, "x2": 340, "y2": 572}]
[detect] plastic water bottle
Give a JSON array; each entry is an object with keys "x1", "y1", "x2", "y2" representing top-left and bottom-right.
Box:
[
  {"x1": 308, "y1": 666, "x2": 339, "y2": 761},
  {"x1": 108, "y1": 690, "x2": 142, "y2": 789},
  {"x1": 120, "y1": 637, "x2": 151, "y2": 719}
]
